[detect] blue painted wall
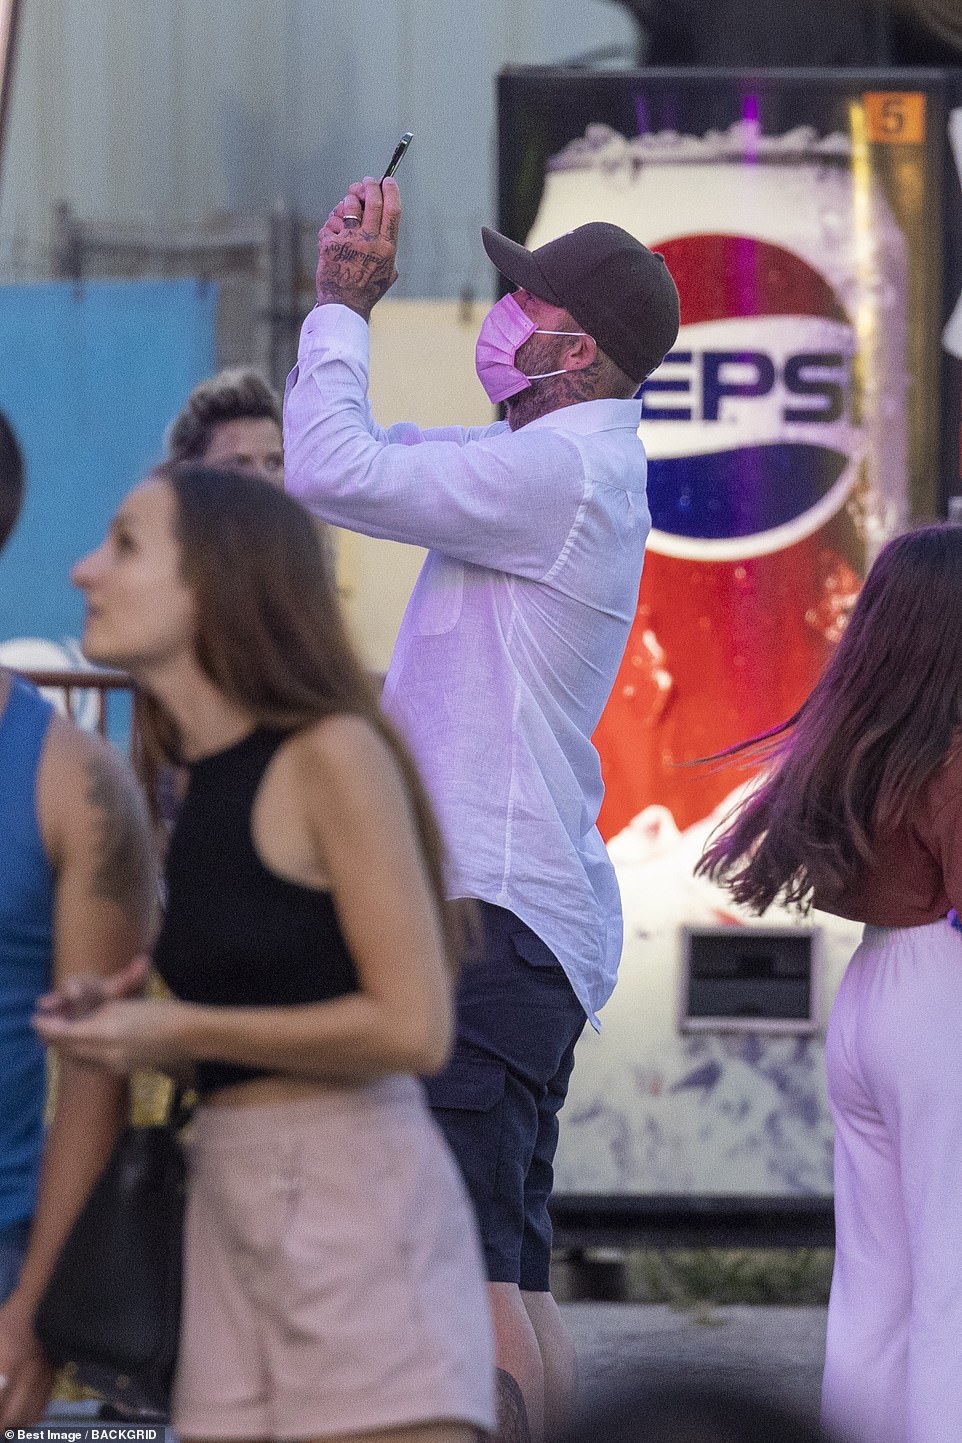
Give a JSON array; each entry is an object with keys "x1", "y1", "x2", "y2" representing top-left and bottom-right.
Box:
[{"x1": 0, "y1": 278, "x2": 217, "y2": 646}]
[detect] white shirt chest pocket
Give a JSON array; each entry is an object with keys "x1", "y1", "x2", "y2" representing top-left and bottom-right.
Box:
[{"x1": 413, "y1": 558, "x2": 465, "y2": 637}]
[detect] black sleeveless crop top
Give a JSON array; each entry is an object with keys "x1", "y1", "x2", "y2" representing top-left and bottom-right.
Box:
[{"x1": 153, "y1": 727, "x2": 359, "y2": 1095}]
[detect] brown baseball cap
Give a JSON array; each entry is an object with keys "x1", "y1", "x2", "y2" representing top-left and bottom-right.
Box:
[{"x1": 481, "y1": 221, "x2": 680, "y2": 384}]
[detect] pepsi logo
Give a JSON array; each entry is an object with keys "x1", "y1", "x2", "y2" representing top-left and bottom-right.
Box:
[{"x1": 639, "y1": 235, "x2": 863, "y2": 561}]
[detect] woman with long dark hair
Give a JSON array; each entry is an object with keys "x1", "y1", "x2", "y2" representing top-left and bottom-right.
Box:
[
  {"x1": 697, "y1": 523, "x2": 962, "y2": 1443},
  {"x1": 36, "y1": 463, "x2": 495, "y2": 1443}
]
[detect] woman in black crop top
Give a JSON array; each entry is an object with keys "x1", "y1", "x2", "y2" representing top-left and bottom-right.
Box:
[{"x1": 37, "y1": 464, "x2": 495, "y2": 1443}]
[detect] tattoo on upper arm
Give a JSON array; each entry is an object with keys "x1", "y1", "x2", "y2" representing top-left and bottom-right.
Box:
[{"x1": 83, "y1": 750, "x2": 154, "y2": 912}]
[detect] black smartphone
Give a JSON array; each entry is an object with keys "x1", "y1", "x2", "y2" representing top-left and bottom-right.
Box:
[{"x1": 381, "y1": 132, "x2": 413, "y2": 181}]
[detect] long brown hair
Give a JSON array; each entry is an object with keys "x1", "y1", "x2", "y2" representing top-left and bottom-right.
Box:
[
  {"x1": 696, "y1": 524, "x2": 962, "y2": 913},
  {"x1": 138, "y1": 462, "x2": 467, "y2": 971}
]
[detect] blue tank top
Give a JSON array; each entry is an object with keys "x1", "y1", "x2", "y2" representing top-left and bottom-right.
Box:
[{"x1": 0, "y1": 678, "x2": 55, "y2": 1228}]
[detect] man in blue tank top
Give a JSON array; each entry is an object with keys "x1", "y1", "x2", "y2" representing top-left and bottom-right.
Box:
[{"x1": 0, "y1": 413, "x2": 155, "y2": 1426}]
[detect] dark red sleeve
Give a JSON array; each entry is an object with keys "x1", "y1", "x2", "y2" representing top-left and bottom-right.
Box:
[{"x1": 919, "y1": 753, "x2": 962, "y2": 915}]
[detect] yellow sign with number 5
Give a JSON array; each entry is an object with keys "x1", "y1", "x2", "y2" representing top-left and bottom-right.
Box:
[{"x1": 863, "y1": 92, "x2": 927, "y2": 145}]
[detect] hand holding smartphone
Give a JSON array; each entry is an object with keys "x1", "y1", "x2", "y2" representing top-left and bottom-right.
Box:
[
  {"x1": 321, "y1": 142, "x2": 405, "y2": 313},
  {"x1": 338, "y1": 134, "x2": 410, "y2": 242},
  {"x1": 381, "y1": 132, "x2": 413, "y2": 181}
]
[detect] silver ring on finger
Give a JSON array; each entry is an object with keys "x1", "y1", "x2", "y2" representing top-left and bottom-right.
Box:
[{"x1": 342, "y1": 215, "x2": 361, "y2": 229}]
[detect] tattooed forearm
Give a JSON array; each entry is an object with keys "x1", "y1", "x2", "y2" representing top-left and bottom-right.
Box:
[{"x1": 84, "y1": 750, "x2": 155, "y2": 912}]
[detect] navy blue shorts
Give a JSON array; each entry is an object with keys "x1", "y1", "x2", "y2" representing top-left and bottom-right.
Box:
[{"x1": 423, "y1": 902, "x2": 586, "y2": 1292}]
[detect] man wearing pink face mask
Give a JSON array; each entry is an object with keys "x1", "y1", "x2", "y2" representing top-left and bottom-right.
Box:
[{"x1": 284, "y1": 176, "x2": 679, "y2": 1443}]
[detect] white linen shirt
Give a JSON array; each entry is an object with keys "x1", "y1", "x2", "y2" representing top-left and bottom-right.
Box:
[{"x1": 284, "y1": 304, "x2": 650, "y2": 1026}]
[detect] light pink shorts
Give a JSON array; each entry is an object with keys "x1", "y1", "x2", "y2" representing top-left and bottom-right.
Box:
[{"x1": 172, "y1": 1077, "x2": 496, "y2": 1440}]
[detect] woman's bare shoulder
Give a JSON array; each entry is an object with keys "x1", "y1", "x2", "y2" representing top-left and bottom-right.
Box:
[
  {"x1": 289, "y1": 711, "x2": 392, "y2": 766},
  {"x1": 286, "y1": 713, "x2": 405, "y2": 810}
]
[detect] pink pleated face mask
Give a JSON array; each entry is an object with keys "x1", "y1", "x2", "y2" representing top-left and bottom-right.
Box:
[{"x1": 475, "y1": 293, "x2": 586, "y2": 405}]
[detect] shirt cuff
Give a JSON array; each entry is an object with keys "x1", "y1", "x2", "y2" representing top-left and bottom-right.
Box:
[{"x1": 298, "y1": 303, "x2": 370, "y2": 366}]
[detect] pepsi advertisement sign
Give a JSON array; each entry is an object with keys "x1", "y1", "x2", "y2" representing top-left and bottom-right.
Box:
[
  {"x1": 640, "y1": 234, "x2": 861, "y2": 559},
  {"x1": 497, "y1": 65, "x2": 962, "y2": 1204},
  {"x1": 507, "y1": 92, "x2": 944, "y2": 835}
]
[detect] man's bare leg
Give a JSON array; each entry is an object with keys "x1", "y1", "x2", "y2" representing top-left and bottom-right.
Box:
[
  {"x1": 522, "y1": 1289, "x2": 578, "y2": 1438},
  {"x1": 489, "y1": 1281, "x2": 544, "y2": 1443},
  {"x1": 189, "y1": 1427, "x2": 478, "y2": 1443}
]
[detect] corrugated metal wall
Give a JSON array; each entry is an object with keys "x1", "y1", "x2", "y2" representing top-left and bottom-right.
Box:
[{"x1": 0, "y1": 0, "x2": 636, "y2": 296}]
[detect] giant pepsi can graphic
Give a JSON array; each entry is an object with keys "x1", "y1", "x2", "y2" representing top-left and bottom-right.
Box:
[
  {"x1": 498, "y1": 71, "x2": 961, "y2": 1198},
  {"x1": 525, "y1": 119, "x2": 909, "y2": 834}
]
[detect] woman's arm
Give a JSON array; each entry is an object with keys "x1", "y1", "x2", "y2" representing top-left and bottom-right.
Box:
[
  {"x1": 3, "y1": 724, "x2": 154, "y2": 1428},
  {"x1": 36, "y1": 717, "x2": 454, "y2": 1083}
]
